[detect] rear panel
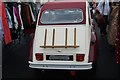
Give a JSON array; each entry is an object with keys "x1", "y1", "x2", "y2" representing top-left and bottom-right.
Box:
[{"x1": 33, "y1": 25, "x2": 89, "y2": 63}]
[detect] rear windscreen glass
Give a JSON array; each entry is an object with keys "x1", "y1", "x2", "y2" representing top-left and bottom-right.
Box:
[{"x1": 40, "y1": 9, "x2": 83, "y2": 24}]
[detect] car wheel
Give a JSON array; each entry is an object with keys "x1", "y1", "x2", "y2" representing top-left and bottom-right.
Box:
[{"x1": 91, "y1": 61, "x2": 97, "y2": 78}]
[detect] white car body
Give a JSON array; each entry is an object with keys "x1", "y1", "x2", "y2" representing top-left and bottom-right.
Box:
[{"x1": 29, "y1": 0, "x2": 97, "y2": 70}]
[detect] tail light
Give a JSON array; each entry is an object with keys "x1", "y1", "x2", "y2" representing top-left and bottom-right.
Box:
[
  {"x1": 76, "y1": 54, "x2": 85, "y2": 61},
  {"x1": 35, "y1": 53, "x2": 43, "y2": 61}
]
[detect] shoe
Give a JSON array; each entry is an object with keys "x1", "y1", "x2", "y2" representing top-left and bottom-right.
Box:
[
  {"x1": 104, "y1": 32, "x2": 107, "y2": 35},
  {"x1": 101, "y1": 33, "x2": 105, "y2": 37}
]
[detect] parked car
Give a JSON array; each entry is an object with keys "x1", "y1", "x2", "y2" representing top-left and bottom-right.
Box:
[{"x1": 29, "y1": 0, "x2": 98, "y2": 70}]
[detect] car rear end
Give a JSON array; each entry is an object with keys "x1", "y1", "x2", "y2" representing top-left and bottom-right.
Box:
[
  {"x1": 29, "y1": 25, "x2": 92, "y2": 70},
  {"x1": 29, "y1": 0, "x2": 93, "y2": 70}
]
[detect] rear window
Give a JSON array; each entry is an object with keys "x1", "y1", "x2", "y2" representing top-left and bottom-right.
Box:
[{"x1": 40, "y1": 9, "x2": 83, "y2": 24}]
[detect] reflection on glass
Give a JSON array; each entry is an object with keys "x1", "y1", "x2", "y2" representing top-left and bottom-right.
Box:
[{"x1": 40, "y1": 9, "x2": 83, "y2": 24}]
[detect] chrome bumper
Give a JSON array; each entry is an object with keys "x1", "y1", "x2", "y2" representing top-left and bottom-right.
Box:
[{"x1": 29, "y1": 61, "x2": 92, "y2": 70}]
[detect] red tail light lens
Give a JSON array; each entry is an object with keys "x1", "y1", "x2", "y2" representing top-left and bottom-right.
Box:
[
  {"x1": 35, "y1": 53, "x2": 43, "y2": 61},
  {"x1": 76, "y1": 54, "x2": 85, "y2": 61}
]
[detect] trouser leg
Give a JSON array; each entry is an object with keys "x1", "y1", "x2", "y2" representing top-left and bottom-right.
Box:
[{"x1": 103, "y1": 15, "x2": 108, "y2": 34}]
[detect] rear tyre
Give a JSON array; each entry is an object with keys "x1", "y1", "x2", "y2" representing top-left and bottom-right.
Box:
[
  {"x1": 92, "y1": 62, "x2": 97, "y2": 72},
  {"x1": 90, "y1": 62, "x2": 97, "y2": 79}
]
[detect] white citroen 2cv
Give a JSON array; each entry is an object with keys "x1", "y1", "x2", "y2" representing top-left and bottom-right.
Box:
[{"x1": 29, "y1": 0, "x2": 98, "y2": 70}]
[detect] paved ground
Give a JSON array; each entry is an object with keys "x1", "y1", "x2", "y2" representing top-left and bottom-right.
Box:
[{"x1": 2, "y1": 25, "x2": 120, "y2": 80}]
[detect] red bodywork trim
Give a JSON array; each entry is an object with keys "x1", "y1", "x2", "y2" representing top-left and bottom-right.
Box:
[
  {"x1": 38, "y1": 2, "x2": 86, "y2": 25},
  {"x1": 28, "y1": 34, "x2": 35, "y2": 62},
  {"x1": 89, "y1": 33, "x2": 98, "y2": 62}
]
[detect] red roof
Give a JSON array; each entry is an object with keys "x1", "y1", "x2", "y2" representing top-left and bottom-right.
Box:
[
  {"x1": 54, "y1": 0, "x2": 87, "y2": 2},
  {"x1": 41, "y1": 1, "x2": 86, "y2": 11}
]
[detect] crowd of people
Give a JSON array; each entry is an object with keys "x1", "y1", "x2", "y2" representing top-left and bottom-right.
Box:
[{"x1": 90, "y1": 0, "x2": 120, "y2": 63}]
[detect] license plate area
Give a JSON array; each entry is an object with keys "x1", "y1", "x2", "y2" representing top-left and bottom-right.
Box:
[{"x1": 46, "y1": 55, "x2": 73, "y2": 61}]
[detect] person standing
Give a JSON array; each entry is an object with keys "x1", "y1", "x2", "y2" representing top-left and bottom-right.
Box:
[{"x1": 97, "y1": 0, "x2": 110, "y2": 36}]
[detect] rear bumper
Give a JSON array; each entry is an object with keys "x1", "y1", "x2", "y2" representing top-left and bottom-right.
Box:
[{"x1": 29, "y1": 61, "x2": 92, "y2": 70}]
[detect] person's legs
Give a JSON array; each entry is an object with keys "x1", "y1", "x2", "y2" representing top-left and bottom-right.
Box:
[
  {"x1": 99, "y1": 24, "x2": 105, "y2": 35},
  {"x1": 98, "y1": 15, "x2": 108, "y2": 36},
  {"x1": 103, "y1": 15, "x2": 108, "y2": 34}
]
